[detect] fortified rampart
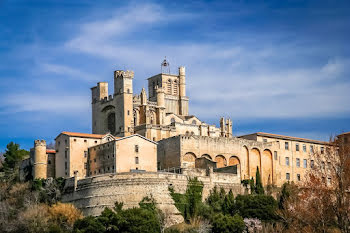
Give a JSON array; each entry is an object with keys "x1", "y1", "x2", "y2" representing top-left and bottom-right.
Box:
[{"x1": 62, "y1": 169, "x2": 243, "y2": 226}]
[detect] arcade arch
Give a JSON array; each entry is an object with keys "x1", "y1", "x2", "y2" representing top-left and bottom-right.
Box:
[
  {"x1": 183, "y1": 152, "x2": 196, "y2": 168},
  {"x1": 215, "y1": 155, "x2": 227, "y2": 168},
  {"x1": 262, "y1": 149, "x2": 273, "y2": 185}
]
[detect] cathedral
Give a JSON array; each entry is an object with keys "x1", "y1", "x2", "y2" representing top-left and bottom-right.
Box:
[{"x1": 91, "y1": 59, "x2": 232, "y2": 141}]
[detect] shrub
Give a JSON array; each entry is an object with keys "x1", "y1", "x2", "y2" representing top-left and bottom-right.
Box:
[
  {"x1": 235, "y1": 194, "x2": 279, "y2": 221},
  {"x1": 211, "y1": 213, "x2": 245, "y2": 233}
]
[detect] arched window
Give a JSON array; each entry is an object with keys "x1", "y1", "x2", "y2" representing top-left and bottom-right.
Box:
[
  {"x1": 173, "y1": 80, "x2": 178, "y2": 95},
  {"x1": 152, "y1": 81, "x2": 155, "y2": 96},
  {"x1": 192, "y1": 120, "x2": 197, "y2": 125},
  {"x1": 171, "y1": 118, "x2": 175, "y2": 123},
  {"x1": 107, "y1": 113, "x2": 116, "y2": 134},
  {"x1": 167, "y1": 79, "x2": 172, "y2": 94}
]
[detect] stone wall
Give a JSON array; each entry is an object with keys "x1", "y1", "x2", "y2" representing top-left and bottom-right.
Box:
[{"x1": 62, "y1": 170, "x2": 243, "y2": 226}]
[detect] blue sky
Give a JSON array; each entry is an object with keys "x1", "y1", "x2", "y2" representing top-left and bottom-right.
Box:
[{"x1": 0, "y1": 0, "x2": 349, "y2": 151}]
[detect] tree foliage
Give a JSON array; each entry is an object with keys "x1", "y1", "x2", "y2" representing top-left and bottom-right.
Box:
[
  {"x1": 74, "y1": 197, "x2": 161, "y2": 233},
  {"x1": 255, "y1": 167, "x2": 264, "y2": 195},
  {"x1": 1, "y1": 142, "x2": 28, "y2": 181}
]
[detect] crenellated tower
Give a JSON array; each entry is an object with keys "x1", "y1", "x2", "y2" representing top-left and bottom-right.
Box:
[
  {"x1": 33, "y1": 140, "x2": 47, "y2": 179},
  {"x1": 114, "y1": 70, "x2": 134, "y2": 136}
]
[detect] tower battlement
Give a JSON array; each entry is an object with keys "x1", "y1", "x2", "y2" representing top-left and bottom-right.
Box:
[
  {"x1": 114, "y1": 70, "x2": 134, "y2": 79},
  {"x1": 34, "y1": 139, "x2": 46, "y2": 147}
]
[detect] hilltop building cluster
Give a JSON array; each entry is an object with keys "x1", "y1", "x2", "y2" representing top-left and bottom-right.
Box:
[{"x1": 21, "y1": 61, "x2": 335, "y2": 188}]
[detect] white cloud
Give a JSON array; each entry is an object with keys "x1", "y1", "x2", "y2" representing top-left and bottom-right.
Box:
[
  {"x1": 0, "y1": 94, "x2": 89, "y2": 115},
  {"x1": 40, "y1": 63, "x2": 98, "y2": 82}
]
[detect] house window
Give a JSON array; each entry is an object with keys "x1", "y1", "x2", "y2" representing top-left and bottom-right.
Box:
[
  {"x1": 84, "y1": 163, "x2": 87, "y2": 169},
  {"x1": 65, "y1": 139, "x2": 67, "y2": 145},
  {"x1": 74, "y1": 139, "x2": 77, "y2": 142},
  {"x1": 285, "y1": 157, "x2": 290, "y2": 166},
  {"x1": 303, "y1": 144, "x2": 306, "y2": 152},
  {"x1": 58, "y1": 141, "x2": 60, "y2": 146},
  {"x1": 171, "y1": 118, "x2": 175, "y2": 123},
  {"x1": 128, "y1": 110, "x2": 130, "y2": 115},
  {"x1": 192, "y1": 120, "x2": 197, "y2": 125},
  {"x1": 303, "y1": 159, "x2": 307, "y2": 168},
  {"x1": 48, "y1": 160, "x2": 51, "y2": 165},
  {"x1": 321, "y1": 147, "x2": 324, "y2": 154},
  {"x1": 310, "y1": 145, "x2": 314, "y2": 153},
  {"x1": 153, "y1": 137, "x2": 156, "y2": 141},
  {"x1": 263, "y1": 139, "x2": 267, "y2": 142},
  {"x1": 84, "y1": 140, "x2": 87, "y2": 143},
  {"x1": 321, "y1": 161, "x2": 325, "y2": 169},
  {"x1": 65, "y1": 150, "x2": 68, "y2": 159},
  {"x1": 98, "y1": 169, "x2": 101, "y2": 173},
  {"x1": 285, "y1": 142, "x2": 289, "y2": 150},
  {"x1": 296, "y1": 143, "x2": 299, "y2": 151},
  {"x1": 84, "y1": 151, "x2": 87, "y2": 158},
  {"x1": 297, "y1": 174, "x2": 301, "y2": 181},
  {"x1": 65, "y1": 162, "x2": 68, "y2": 170},
  {"x1": 274, "y1": 151, "x2": 277, "y2": 160},
  {"x1": 296, "y1": 158, "x2": 300, "y2": 167},
  {"x1": 135, "y1": 157, "x2": 139, "y2": 164},
  {"x1": 310, "y1": 160, "x2": 314, "y2": 168},
  {"x1": 95, "y1": 141, "x2": 98, "y2": 144},
  {"x1": 94, "y1": 158, "x2": 96, "y2": 162},
  {"x1": 286, "y1": 173, "x2": 290, "y2": 180},
  {"x1": 135, "y1": 145, "x2": 139, "y2": 153}
]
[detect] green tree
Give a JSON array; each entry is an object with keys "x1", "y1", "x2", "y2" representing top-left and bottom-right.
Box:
[
  {"x1": 222, "y1": 189, "x2": 235, "y2": 215},
  {"x1": 255, "y1": 167, "x2": 264, "y2": 195},
  {"x1": 235, "y1": 194, "x2": 279, "y2": 221},
  {"x1": 2, "y1": 142, "x2": 28, "y2": 176},
  {"x1": 249, "y1": 177, "x2": 255, "y2": 194},
  {"x1": 211, "y1": 213, "x2": 245, "y2": 233}
]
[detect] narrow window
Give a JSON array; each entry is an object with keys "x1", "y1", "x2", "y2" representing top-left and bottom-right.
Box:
[
  {"x1": 135, "y1": 157, "x2": 139, "y2": 164},
  {"x1": 65, "y1": 150, "x2": 68, "y2": 159},
  {"x1": 127, "y1": 110, "x2": 130, "y2": 115},
  {"x1": 285, "y1": 142, "x2": 289, "y2": 150},
  {"x1": 94, "y1": 158, "x2": 96, "y2": 162},
  {"x1": 48, "y1": 160, "x2": 51, "y2": 165},
  {"x1": 135, "y1": 145, "x2": 139, "y2": 153},
  {"x1": 310, "y1": 145, "x2": 314, "y2": 153},
  {"x1": 65, "y1": 162, "x2": 68, "y2": 170},
  {"x1": 297, "y1": 174, "x2": 301, "y2": 181},
  {"x1": 303, "y1": 159, "x2": 307, "y2": 168},
  {"x1": 173, "y1": 80, "x2": 178, "y2": 95},
  {"x1": 84, "y1": 139, "x2": 87, "y2": 143},
  {"x1": 95, "y1": 141, "x2": 98, "y2": 144},
  {"x1": 296, "y1": 143, "x2": 299, "y2": 151},
  {"x1": 84, "y1": 162, "x2": 87, "y2": 169},
  {"x1": 321, "y1": 161, "x2": 325, "y2": 169},
  {"x1": 303, "y1": 144, "x2": 306, "y2": 152},
  {"x1": 310, "y1": 160, "x2": 314, "y2": 168},
  {"x1": 321, "y1": 147, "x2": 324, "y2": 154},
  {"x1": 327, "y1": 177, "x2": 331, "y2": 186},
  {"x1": 286, "y1": 173, "x2": 290, "y2": 180},
  {"x1": 274, "y1": 151, "x2": 277, "y2": 160},
  {"x1": 84, "y1": 151, "x2": 87, "y2": 158},
  {"x1": 263, "y1": 139, "x2": 267, "y2": 142},
  {"x1": 296, "y1": 158, "x2": 300, "y2": 167},
  {"x1": 74, "y1": 139, "x2": 77, "y2": 142},
  {"x1": 285, "y1": 157, "x2": 290, "y2": 166}
]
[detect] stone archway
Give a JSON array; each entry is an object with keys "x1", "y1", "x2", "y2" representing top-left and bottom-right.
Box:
[
  {"x1": 250, "y1": 148, "x2": 261, "y2": 180},
  {"x1": 201, "y1": 154, "x2": 212, "y2": 160},
  {"x1": 215, "y1": 155, "x2": 227, "y2": 168},
  {"x1": 229, "y1": 156, "x2": 240, "y2": 166},
  {"x1": 262, "y1": 149, "x2": 273, "y2": 186},
  {"x1": 183, "y1": 152, "x2": 196, "y2": 168}
]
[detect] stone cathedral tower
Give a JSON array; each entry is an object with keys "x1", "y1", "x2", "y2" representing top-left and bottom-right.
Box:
[{"x1": 91, "y1": 61, "x2": 232, "y2": 141}]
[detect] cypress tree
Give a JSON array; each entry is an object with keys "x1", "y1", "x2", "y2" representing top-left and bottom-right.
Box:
[{"x1": 255, "y1": 166, "x2": 265, "y2": 194}]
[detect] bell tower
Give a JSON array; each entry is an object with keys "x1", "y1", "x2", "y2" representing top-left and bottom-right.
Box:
[{"x1": 114, "y1": 70, "x2": 134, "y2": 136}]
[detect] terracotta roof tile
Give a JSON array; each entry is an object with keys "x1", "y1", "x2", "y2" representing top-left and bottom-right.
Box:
[
  {"x1": 46, "y1": 149, "x2": 56, "y2": 154},
  {"x1": 60, "y1": 132, "x2": 107, "y2": 139}
]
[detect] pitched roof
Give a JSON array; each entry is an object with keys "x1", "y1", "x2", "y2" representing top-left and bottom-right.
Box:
[
  {"x1": 46, "y1": 149, "x2": 56, "y2": 154},
  {"x1": 56, "y1": 131, "x2": 110, "y2": 139},
  {"x1": 239, "y1": 132, "x2": 328, "y2": 145}
]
